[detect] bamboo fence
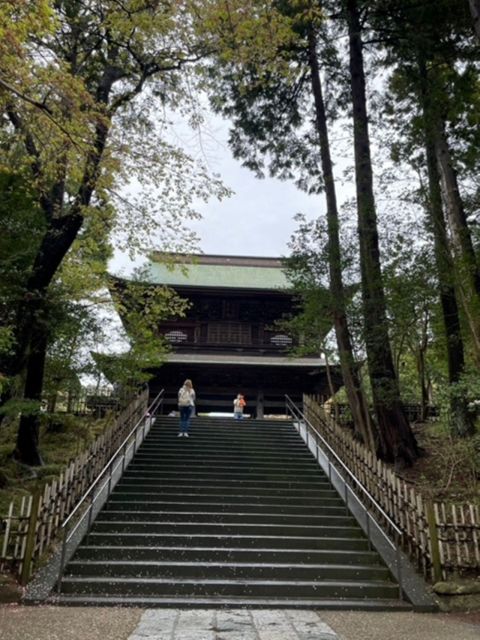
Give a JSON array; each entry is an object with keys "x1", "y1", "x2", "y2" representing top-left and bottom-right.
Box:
[
  {"x1": 303, "y1": 394, "x2": 480, "y2": 580},
  {"x1": 0, "y1": 387, "x2": 149, "y2": 583}
]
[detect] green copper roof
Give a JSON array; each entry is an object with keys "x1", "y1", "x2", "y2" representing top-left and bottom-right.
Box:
[{"x1": 146, "y1": 258, "x2": 291, "y2": 290}]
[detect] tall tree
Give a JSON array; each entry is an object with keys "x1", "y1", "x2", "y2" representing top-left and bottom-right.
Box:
[
  {"x1": 307, "y1": 24, "x2": 375, "y2": 449},
  {"x1": 203, "y1": 0, "x2": 376, "y2": 448},
  {"x1": 0, "y1": 1, "x2": 226, "y2": 464},
  {"x1": 417, "y1": 60, "x2": 475, "y2": 436},
  {"x1": 344, "y1": 0, "x2": 419, "y2": 465},
  {"x1": 370, "y1": 0, "x2": 477, "y2": 435}
]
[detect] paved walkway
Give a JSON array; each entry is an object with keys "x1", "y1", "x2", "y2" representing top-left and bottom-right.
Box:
[{"x1": 0, "y1": 606, "x2": 479, "y2": 640}]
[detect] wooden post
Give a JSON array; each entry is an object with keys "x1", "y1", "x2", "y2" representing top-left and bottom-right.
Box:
[
  {"x1": 425, "y1": 500, "x2": 442, "y2": 582},
  {"x1": 20, "y1": 490, "x2": 41, "y2": 585}
]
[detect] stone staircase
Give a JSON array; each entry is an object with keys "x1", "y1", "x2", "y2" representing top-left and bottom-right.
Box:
[{"x1": 56, "y1": 416, "x2": 410, "y2": 608}]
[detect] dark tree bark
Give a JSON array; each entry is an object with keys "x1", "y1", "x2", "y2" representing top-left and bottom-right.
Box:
[
  {"x1": 3, "y1": 5, "x2": 208, "y2": 464},
  {"x1": 14, "y1": 319, "x2": 49, "y2": 466},
  {"x1": 469, "y1": 0, "x2": 480, "y2": 42},
  {"x1": 414, "y1": 308, "x2": 430, "y2": 423},
  {"x1": 345, "y1": 0, "x2": 419, "y2": 466},
  {"x1": 417, "y1": 55, "x2": 475, "y2": 436},
  {"x1": 307, "y1": 29, "x2": 376, "y2": 451},
  {"x1": 11, "y1": 116, "x2": 109, "y2": 465},
  {"x1": 433, "y1": 124, "x2": 480, "y2": 365}
]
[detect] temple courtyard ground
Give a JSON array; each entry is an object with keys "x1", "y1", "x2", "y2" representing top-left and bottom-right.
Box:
[{"x1": 0, "y1": 607, "x2": 479, "y2": 640}]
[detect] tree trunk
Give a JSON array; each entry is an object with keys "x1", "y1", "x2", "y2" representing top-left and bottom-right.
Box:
[
  {"x1": 433, "y1": 124, "x2": 480, "y2": 365},
  {"x1": 417, "y1": 308, "x2": 430, "y2": 422},
  {"x1": 323, "y1": 349, "x2": 339, "y2": 423},
  {"x1": 307, "y1": 28, "x2": 376, "y2": 451},
  {"x1": 469, "y1": 0, "x2": 480, "y2": 42},
  {"x1": 415, "y1": 344, "x2": 429, "y2": 422},
  {"x1": 47, "y1": 392, "x2": 58, "y2": 413},
  {"x1": 14, "y1": 321, "x2": 49, "y2": 466},
  {"x1": 417, "y1": 55, "x2": 475, "y2": 436},
  {"x1": 345, "y1": 0, "x2": 419, "y2": 466},
  {"x1": 9, "y1": 118, "x2": 110, "y2": 462}
]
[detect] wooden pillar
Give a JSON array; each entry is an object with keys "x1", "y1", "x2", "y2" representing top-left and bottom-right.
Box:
[{"x1": 256, "y1": 389, "x2": 264, "y2": 419}]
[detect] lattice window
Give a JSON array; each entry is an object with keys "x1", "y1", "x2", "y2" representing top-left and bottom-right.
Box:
[
  {"x1": 270, "y1": 334, "x2": 292, "y2": 347},
  {"x1": 208, "y1": 322, "x2": 251, "y2": 345},
  {"x1": 164, "y1": 330, "x2": 188, "y2": 343}
]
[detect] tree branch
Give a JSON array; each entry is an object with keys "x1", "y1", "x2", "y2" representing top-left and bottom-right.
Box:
[{"x1": 1, "y1": 75, "x2": 91, "y2": 150}]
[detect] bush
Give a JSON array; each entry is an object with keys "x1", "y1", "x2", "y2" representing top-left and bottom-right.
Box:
[{"x1": 41, "y1": 413, "x2": 79, "y2": 434}]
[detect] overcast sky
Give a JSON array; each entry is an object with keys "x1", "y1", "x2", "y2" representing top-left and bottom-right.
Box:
[
  {"x1": 186, "y1": 119, "x2": 326, "y2": 257},
  {"x1": 109, "y1": 109, "x2": 352, "y2": 275}
]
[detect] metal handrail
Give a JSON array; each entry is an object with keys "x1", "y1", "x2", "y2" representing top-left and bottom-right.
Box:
[
  {"x1": 56, "y1": 389, "x2": 164, "y2": 589},
  {"x1": 62, "y1": 389, "x2": 163, "y2": 530},
  {"x1": 285, "y1": 395, "x2": 402, "y2": 542}
]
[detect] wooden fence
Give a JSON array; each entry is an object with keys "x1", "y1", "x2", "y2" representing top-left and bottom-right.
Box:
[
  {"x1": 0, "y1": 387, "x2": 149, "y2": 583},
  {"x1": 303, "y1": 394, "x2": 480, "y2": 581},
  {"x1": 42, "y1": 386, "x2": 125, "y2": 417},
  {"x1": 326, "y1": 401, "x2": 439, "y2": 426}
]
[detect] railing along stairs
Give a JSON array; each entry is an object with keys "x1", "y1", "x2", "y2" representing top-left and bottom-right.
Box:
[
  {"x1": 2, "y1": 389, "x2": 164, "y2": 600},
  {"x1": 55, "y1": 389, "x2": 165, "y2": 590},
  {"x1": 285, "y1": 395, "x2": 436, "y2": 611}
]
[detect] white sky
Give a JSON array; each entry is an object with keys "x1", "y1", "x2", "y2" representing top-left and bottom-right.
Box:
[
  {"x1": 186, "y1": 117, "x2": 326, "y2": 257},
  {"x1": 109, "y1": 110, "x2": 349, "y2": 274}
]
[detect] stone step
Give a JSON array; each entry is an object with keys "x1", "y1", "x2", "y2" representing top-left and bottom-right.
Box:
[
  {"x1": 109, "y1": 493, "x2": 343, "y2": 507},
  {"x1": 54, "y1": 594, "x2": 411, "y2": 610},
  {"x1": 107, "y1": 497, "x2": 345, "y2": 513},
  {"x1": 139, "y1": 442, "x2": 307, "y2": 455},
  {"x1": 125, "y1": 460, "x2": 324, "y2": 480},
  {"x1": 139, "y1": 448, "x2": 313, "y2": 460},
  {"x1": 152, "y1": 419, "x2": 294, "y2": 428},
  {"x1": 121, "y1": 469, "x2": 327, "y2": 482},
  {"x1": 145, "y1": 429, "x2": 301, "y2": 438},
  {"x1": 148, "y1": 421, "x2": 296, "y2": 430},
  {"x1": 149, "y1": 424, "x2": 296, "y2": 432},
  {"x1": 65, "y1": 560, "x2": 391, "y2": 582},
  {"x1": 119, "y1": 474, "x2": 329, "y2": 491},
  {"x1": 135, "y1": 456, "x2": 316, "y2": 466},
  {"x1": 60, "y1": 576, "x2": 399, "y2": 599},
  {"x1": 90, "y1": 521, "x2": 364, "y2": 538},
  {"x1": 74, "y1": 545, "x2": 381, "y2": 566},
  {"x1": 97, "y1": 510, "x2": 356, "y2": 526},
  {"x1": 132, "y1": 456, "x2": 318, "y2": 471},
  {"x1": 116, "y1": 472, "x2": 331, "y2": 492},
  {"x1": 85, "y1": 532, "x2": 371, "y2": 551},
  {"x1": 148, "y1": 432, "x2": 298, "y2": 441}
]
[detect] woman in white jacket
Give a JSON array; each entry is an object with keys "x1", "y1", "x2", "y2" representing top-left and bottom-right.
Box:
[{"x1": 177, "y1": 379, "x2": 196, "y2": 437}]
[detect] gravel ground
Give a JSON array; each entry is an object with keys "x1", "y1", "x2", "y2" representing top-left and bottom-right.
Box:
[
  {"x1": 0, "y1": 605, "x2": 142, "y2": 640},
  {"x1": 321, "y1": 610, "x2": 480, "y2": 640}
]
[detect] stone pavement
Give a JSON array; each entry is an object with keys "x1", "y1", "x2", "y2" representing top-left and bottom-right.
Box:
[
  {"x1": 0, "y1": 606, "x2": 479, "y2": 640},
  {"x1": 129, "y1": 609, "x2": 337, "y2": 640}
]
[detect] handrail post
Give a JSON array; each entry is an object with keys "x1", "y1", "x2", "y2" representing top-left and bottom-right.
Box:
[
  {"x1": 56, "y1": 526, "x2": 68, "y2": 593},
  {"x1": 121, "y1": 440, "x2": 127, "y2": 473},
  {"x1": 366, "y1": 511, "x2": 372, "y2": 550},
  {"x1": 106, "y1": 458, "x2": 113, "y2": 506},
  {"x1": 86, "y1": 486, "x2": 95, "y2": 540},
  {"x1": 396, "y1": 532, "x2": 404, "y2": 600}
]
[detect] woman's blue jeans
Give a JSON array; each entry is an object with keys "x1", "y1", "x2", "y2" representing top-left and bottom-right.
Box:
[{"x1": 179, "y1": 405, "x2": 192, "y2": 432}]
